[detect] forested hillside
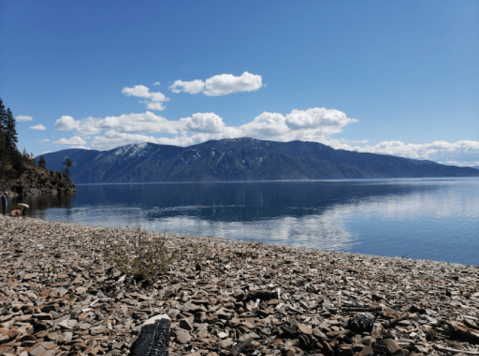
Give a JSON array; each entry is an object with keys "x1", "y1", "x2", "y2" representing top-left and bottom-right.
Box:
[{"x1": 0, "y1": 98, "x2": 76, "y2": 196}]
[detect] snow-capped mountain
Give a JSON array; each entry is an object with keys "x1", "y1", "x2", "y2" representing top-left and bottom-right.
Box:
[{"x1": 37, "y1": 138, "x2": 479, "y2": 183}]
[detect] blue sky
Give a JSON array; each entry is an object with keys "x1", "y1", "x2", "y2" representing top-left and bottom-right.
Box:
[{"x1": 1, "y1": 0, "x2": 478, "y2": 166}]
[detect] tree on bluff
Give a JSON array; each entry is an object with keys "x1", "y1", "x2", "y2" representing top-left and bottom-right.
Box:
[
  {"x1": 38, "y1": 156, "x2": 46, "y2": 169},
  {"x1": 63, "y1": 157, "x2": 73, "y2": 177},
  {"x1": 0, "y1": 98, "x2": 24, "y2": 178}
]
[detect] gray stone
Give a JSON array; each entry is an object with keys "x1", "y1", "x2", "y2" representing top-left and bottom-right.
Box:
[{"x1": 175, "y1": 329, "x2": 191, "y2": 344}]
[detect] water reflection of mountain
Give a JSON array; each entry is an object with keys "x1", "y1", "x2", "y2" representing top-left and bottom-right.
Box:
[
  {"x1": 71, "y1": 180, "x2": 440, "y2": 222},
  {"x1": 27, "y1": 179, "x2": 479, "y2": 262}
]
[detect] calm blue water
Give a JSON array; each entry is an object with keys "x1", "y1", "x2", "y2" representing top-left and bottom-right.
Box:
[{"x1": 18, "y1": 178, "x2": 479, "y2": 266}]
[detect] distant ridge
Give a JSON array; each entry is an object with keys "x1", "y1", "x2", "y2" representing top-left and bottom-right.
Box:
[{"x1": 36, "y1": 138, "x2": 479, "y2": 183}]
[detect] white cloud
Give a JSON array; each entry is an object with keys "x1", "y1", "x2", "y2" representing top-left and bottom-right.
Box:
[
  {"x1": 99, "y1": 112, "x2": 177, "y2": 134},
  {"x1": 54, "y1": 136, "x2": 88, "y2": 148},
  {"x1": 149, "y1": 92, "x2": 167, "y2": 102},
  {"x1": 98, "y1": 112, "x2": 177, "y2": 134},
  {"x1": 91, "y1": 131, "x2": 161, "y2": 151},
  {"x1": 153, "y1": 81, "x2": 161, "y2": 86},
  {"x1": 169, "y1": 72, "x2": 263, "y2": 96},
  {"x1": 16, "y1": 115, "x2": 33, "y2": 122},
  {"x1": 239, "y1": 108, "x2": 356, "y2": 142},
  {"x1": 204, "y1": 72, "x2": 263, "y2": 96},
  {"x1": 122, "y1": 85, "x2": 169, "y2": 111},
  {"x1": 55, "y1": 116, "x2": 80, "y2": 131},
  {"x1": 30, "y1": 124, "x2": 46, "y2": 131},
  {"x1": 57, "y1": 107, "x2": 357, "y2": 151},
  {"x1": 285, "y1": 108, "x2": 356, "y2": 132},
  {"x1": 240, "y1": 112, "x2": 289, "y2": 137},
  {"x1": 170, "y1": 79, "x2": 205, "y2": 94},
  {"x1": 324, "y1": 139, "x2": 479, "y2": 168},
  {"x1": 55, "y1": 112, "x2": 178, "y2": 137},
  {"x1": 75, "y1": 117, "x2": 103, "y2": 135},
  {"x1": 41, "y1": 138, "x2": 50, "y2": 142},
  {"x1": 179, "y1": 113, "x2": 226, "y2": 134},
  {"x1": 146, "y1": 102, "x2": 166, "y2": 111},
  {"x1": 122, "y1": 85, "x2": 151, "y2": 98},
  {"x1": 50, "y1": 102, "x2": 479, "y2": 167}
]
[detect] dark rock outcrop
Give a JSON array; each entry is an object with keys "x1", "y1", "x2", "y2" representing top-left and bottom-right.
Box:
[{"x1": 0, "y1": 165, "x2": 76, "y2": 197}]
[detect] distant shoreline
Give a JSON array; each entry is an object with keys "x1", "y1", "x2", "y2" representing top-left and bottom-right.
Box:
[{"x1": 72, "y1": 175, "x2": 479, "y2": 186}]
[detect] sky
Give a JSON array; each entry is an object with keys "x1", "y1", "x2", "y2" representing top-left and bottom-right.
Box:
[{"x1": 1, "y1": 0, "x2": 478, "y2": 167}]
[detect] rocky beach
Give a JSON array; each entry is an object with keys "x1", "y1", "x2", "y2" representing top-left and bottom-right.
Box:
[{"x1": 1, "y1": 216, "x2": 478, "y2": 356}]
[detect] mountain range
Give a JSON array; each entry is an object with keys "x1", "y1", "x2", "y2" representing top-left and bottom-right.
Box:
[{"x1": 36, "y1": 138, "x2": 479, "y2": 183}]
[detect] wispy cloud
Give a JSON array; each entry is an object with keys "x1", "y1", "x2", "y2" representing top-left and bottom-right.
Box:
[
  {"x1": 30, "y1": 124, "x2": 46, "y2": 131},
  {"x1": 16, "y1": 115, "x2": 33, "y2": 122},
  {"x1": 170, "y1": 72, "x2": 263, "y2": 96},
  {"x1": 54, "y1": 136, "x2": 88, "y2": 148},
  {"x1": 336, "y1": 139, "x2": 479, "y2": 167}
]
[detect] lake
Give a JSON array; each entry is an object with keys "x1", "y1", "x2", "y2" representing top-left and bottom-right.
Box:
[{"x1": 14, "y1": 177, "x2": 479, "y2": 266}]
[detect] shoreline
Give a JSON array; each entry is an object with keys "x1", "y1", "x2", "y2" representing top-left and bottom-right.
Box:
[{"x1": 1, "y1": 216, "x2": 479, "y2": 355}]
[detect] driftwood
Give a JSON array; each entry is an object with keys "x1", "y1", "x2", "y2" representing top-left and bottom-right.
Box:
[
  {"x1": 448, "y1": 321, "x2": 479, "y2": 345},
  {"x1": 244, "y1": 290, "x2": 278, "y2": 303},
  {"x1": 130, "y1": 319, "x2": 170, "y2": 356},
  {"x1": 434, "y1": 345, "x2": 479, "y2": 355},
  {"x1": 342, "y1": 305, "x2": 382, "y2": 312}
]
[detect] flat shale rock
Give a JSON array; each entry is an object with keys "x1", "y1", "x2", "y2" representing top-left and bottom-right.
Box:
[{"x1": 1, "y1": 215, "x2": 479, "y2": 355}]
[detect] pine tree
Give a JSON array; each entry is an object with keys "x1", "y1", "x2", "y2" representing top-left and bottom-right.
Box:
[
  {"x1": 0, "y1": 100, "x2": 9, "y2": 178},
  {"x1": 0, "y1": 99, "x2": 6, "y2": 133},
  {"x1": 38, "y1": 156, "x2": 46, "y2": 169},
  {"x1": 63, "y1": 157, "x2": 73, "y2": 177},
  {"x1": 5, "y1": 108, "x2": 18, "y2": 150}
]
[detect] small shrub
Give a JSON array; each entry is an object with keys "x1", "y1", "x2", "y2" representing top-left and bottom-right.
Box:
[
  {"x1": 104, "y1": 225, "x2": 205, "y2": 283},
  {"x1": 426, "y1": 328, "x2": 438, "y2": 340},
  {"x1": 190, "y1": 241, "x2": 208, "y2": 265}
]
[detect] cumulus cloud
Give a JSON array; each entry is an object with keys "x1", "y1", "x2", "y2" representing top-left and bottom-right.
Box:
[
  {"x1": 122, "y1": 85, "x2": 169, "y2": 111},
  {"x1": 54, "y1": 112, "x2": 177, "y2": 137},
  {"x1": 240, "y1": 108, "x2": 357, "y2": 142},
  {"x1": 30, "y1": 124, "x2": 46, "y2": 131},
  {"x1": 170, "y1": 79, "x2": 205, "y2": 94},
  {"x1": 153, "y1": 81, "x2": 161, "y2": 86},
  {"x1": 170, "y1": 72, "x2": 263, "y2": 96},
  {"x1": 55, "y1": 116, "x2": 80, "y2": 131},
  {"x1": 51, "y1": 103, "x2": 479, "y2": 167},
  {"x1": 53, "y1": 107, "x2": 357, "y2": 151},
  {"x1": 179, "y1": 113, "x2": 226, "y2": 134},
  {"x1": 91, "y1": 131, "x2": 166, "y2": 151},
  {"x1": 54, "y1": 136, "x2": 87, "y2": 148},
  {"x1": 41, "y1": 139, "x2": 50, "y2": 142},
  {"x1": 204, "y1": 72, "x2": 263, "y2": 96},
  {"x1": 98, "y1": 112, "x2": 177, "y2": 134},
  {"x1": 240, "y1": 112, "x2": 288, "y2": 137},
  {"x1": 146, "y1": 102, "x2": 166, "y2": 111},
  {"x1": 16, "y1": 115, "x2": 33, "y2": 122},
  {"x1": 122, "y1": 85, "x2": 151, "y2": 98},
  {"x1": 340, "y1": 139, "x2": 479, "y2": 167}
]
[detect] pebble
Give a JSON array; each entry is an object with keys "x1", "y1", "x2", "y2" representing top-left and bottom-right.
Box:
[{"x1": 0, "y1": 216, "x2": 479, "y2": 355}]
